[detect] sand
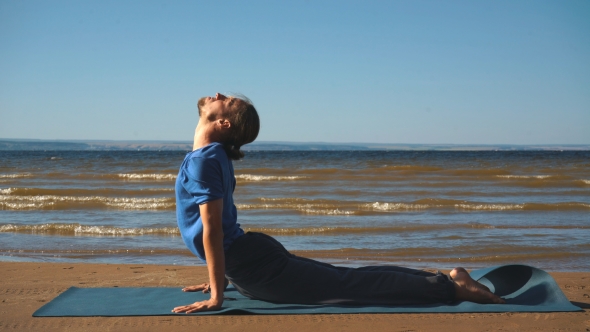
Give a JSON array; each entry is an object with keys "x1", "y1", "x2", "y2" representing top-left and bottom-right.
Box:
[{"x1": 1, "y1": 262, "x2": 588, "y2": 331}]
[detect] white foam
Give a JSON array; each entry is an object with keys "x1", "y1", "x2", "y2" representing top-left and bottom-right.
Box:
[
  {"x1": 0, "y1": 173, "x2": 32, "y2": 178},
  {"x1": 496, "y1": 175, "x2": 551, "y2": 179},
  {"x1": 299, "y1": 208, "x2": 355, "y2": 215},
  {"x1": 104, "y1": 201, "x2": 175, "y2": 210},
  {"x1": 235, "y1": 174, "x2": 306, "y2": 181},
  {"x1": 580, "y1": 180, "x2": 590, "y2": 185},
  {"x1": 118, "y1": 173, "x2": 176, "y2": 180},
  {"x1": 365, "y1": 201, "x2": 525, "y2": 211},
  {"x1": 0, "y1": 195, "x2": 173, "y2": 210},
  {"x1": 260, "y1": 197, "x2": 301, "y2": 201},
  {"x1": 366, "y1": 202, "x2": 432, "y2": 211},
  {"x1": 454, "y1": 203, "x2": 524, "y2": 210},
  {"x1": 0, "y1": 224, "x2": 16, "y2": 231},
  {"x1": 73, "y1": 225, "x2": 179, "y2": 236},
  {"x1": 0, "y1": 223, "x2": 179, "y2": 236},
  {"x1": 0, "y1": 202, "x2": 55, "y2": 209},
  {"x1": 236, "y1": 203, "x2": 305, "y2": 210},
  {"x1": 0, "y1": 188, "x2": 14, "y2": 194}
]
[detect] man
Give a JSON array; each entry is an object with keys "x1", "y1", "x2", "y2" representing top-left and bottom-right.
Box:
[{"x1": 172, "y1": 93, "x2": 504, "y2": 313}]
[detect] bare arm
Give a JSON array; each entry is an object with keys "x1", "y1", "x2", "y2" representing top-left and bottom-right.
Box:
[{"x1": 172, "y1": 198, "x2": 226, "y2": 313}]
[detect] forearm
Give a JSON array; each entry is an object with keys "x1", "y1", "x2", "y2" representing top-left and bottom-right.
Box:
[
  {"x1": 203, "y1": 223, "x2": 226, "y2": 304},
  {"x1": 172, "y1": 198, "x2": 227, "y2": 314}
]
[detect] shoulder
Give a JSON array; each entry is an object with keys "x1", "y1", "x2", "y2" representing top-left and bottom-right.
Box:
[
  {"x1": 182, "y1": 143, "x2": 230, "y2": 178},
  {"x1": 187, "y1": 143, "x2": 228, "y2": 161}
]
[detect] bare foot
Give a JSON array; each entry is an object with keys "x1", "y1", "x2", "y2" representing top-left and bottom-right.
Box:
[
  {"x1": 450, "y1": 267, "x2": 491, "y2": 292},
  {"x1": 451, "y1": 267, "x2": 505, "y2": 304}
]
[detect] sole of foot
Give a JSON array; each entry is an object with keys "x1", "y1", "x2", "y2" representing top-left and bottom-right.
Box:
[{"x1": 451, "y1": 267, "x2": 505, "y2": 304}]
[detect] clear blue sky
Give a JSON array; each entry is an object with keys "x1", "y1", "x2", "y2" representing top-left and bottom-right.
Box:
[{"x1": 1, "y1": 0, "x2": 588, "y2": 144}]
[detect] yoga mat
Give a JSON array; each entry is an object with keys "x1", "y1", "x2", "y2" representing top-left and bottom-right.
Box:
[{"x1": 33, "y1": 265, "x2": 582, "y2": 316}]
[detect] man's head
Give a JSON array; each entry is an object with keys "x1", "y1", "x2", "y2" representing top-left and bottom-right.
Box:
[{"x1": 197, "y1": 93, "x2": 260, "y2": 160}]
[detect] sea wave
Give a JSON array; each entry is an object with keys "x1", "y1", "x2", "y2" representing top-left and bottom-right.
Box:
[
  {"x1": 366, "y1": 202, "x2": 434, "y2": 211},
  {"x1": 117, "y1": 173, "x2": 177, "y2": 180},
  {"x1": 232, "y1": 168, "x2": 585, "y2": 189},
  {"x1": 365, "y1": 200, "x2": 590, "y2": 212},
  {"x1": 0, "y1": 187, "x2": 174, "y2": 196},
  {"x1": 299, "y1": 209, "x2": 355, "y2": 215},
  {"x1": 0, "y1": 188, "x2": 12, "y2": 194},
  {"x1": 258, "y1": 197, "x2": 337, "y2": 203},
  {"x1": 3, "y1": 191, "x2": 588, "y2": 212},
  {"x1": 0, "y1": 195, "x2": 174, "y2": 210},
  {"x1": 235, "y1": 174, "x2": 306, "y2": 181},
  {"x1": 454, "y1": 203, "x2": 523, "y2": 210},
  {"x1": 0, "y1": 172, "x2": 179, "y2": 181},
  {"x1": 0, "y1": 223, "x2": 180, "y2": 236},
  {"x1": 0, "y1": 173, "x2": 32, "y2": 178},
  {"x1": 244, "y1": 224, "x2": 496, "y2": 235},
  {"x1": 239, "y1": 197, "x2": 590, "y2": 214},
  {"x1": 236, "y1": 203, "x2": 357, "y2": 215},
  {"x1": 3, "y1": 222, "x2": 587, "y2": 237},
  {"x1": 496, "y1": 175, "x2": 552, "y2": 179}
]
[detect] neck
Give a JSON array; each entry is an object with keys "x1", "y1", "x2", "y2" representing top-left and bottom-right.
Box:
[{"x1": 193, "y1": 125, "x2": 212, "y2": 151}]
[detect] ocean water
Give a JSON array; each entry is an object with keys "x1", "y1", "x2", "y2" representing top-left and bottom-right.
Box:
[{"x1": 0, "y1": 150, "x2": 589, "y2": 271}]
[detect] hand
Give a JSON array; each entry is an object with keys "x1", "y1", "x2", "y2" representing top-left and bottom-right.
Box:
[
  {"x1": 182, "y1": 278, "x2": 229, "y2": 292},
  {"x1": 181, "y1": 283, "x2": 210, "y2": 293},
  {"x1": 172, "y1": 298, "x2": 223, "y2": 314}
]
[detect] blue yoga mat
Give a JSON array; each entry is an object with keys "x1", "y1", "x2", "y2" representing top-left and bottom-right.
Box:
[{"x1": 33, "y1": 265, "x2": 582, "y2": 316}]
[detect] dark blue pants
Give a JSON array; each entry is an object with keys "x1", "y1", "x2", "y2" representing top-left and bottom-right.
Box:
[{"x1": 225, "y1": 232, "x2": 456, "y2": 305}]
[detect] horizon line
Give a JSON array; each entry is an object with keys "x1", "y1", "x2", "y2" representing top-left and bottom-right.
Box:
[{"x1": 1, "y1": 138, "x2": 589, "y2": 147}]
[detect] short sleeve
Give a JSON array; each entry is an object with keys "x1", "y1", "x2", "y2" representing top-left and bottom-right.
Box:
[{"x1": 179, "y1": 156, "x2": 224, "y2": 204}]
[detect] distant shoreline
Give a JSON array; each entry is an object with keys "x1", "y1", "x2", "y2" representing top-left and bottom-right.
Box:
[{"x1": 0, "y1": 138, "x2": 588, "y2": 151}]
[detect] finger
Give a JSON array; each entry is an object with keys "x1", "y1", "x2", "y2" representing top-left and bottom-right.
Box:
[
  {"x1": 182, "y1": 284, "x2": 208, "y2": 292},
  {"x1": 186, "y1": 304, "x2": 208, "y2": 313},
  {"x1": 172, "y1": 304, "x2": 194, "y2": 313},
  {"x1": 184, "y1": 303, "x2": 205, "y2": 314},
  {"x1": 172, "y1": 306, "x2": 188, "y2": 312},
  {"x1": 173, "y1": 301, "x2": 206, "y2": 313}
]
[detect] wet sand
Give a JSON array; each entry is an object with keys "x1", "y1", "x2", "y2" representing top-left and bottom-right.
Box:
[{"x1": 1, "y1": 262, "x2": 588, "y2": 331}]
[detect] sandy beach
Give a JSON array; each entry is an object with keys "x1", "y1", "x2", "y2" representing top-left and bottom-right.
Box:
[{"x1": 0, "y1": 262, "x2": 587, "y2": 331}]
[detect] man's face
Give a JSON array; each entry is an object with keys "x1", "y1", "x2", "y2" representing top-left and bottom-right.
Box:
[{"x1": 197, "y1": 93, "x2": 236, "y2": 121}]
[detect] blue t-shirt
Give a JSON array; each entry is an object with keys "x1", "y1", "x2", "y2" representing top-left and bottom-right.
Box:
[{"x1": 175, "y1": 143, "x2": 244, "y2": 262}]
